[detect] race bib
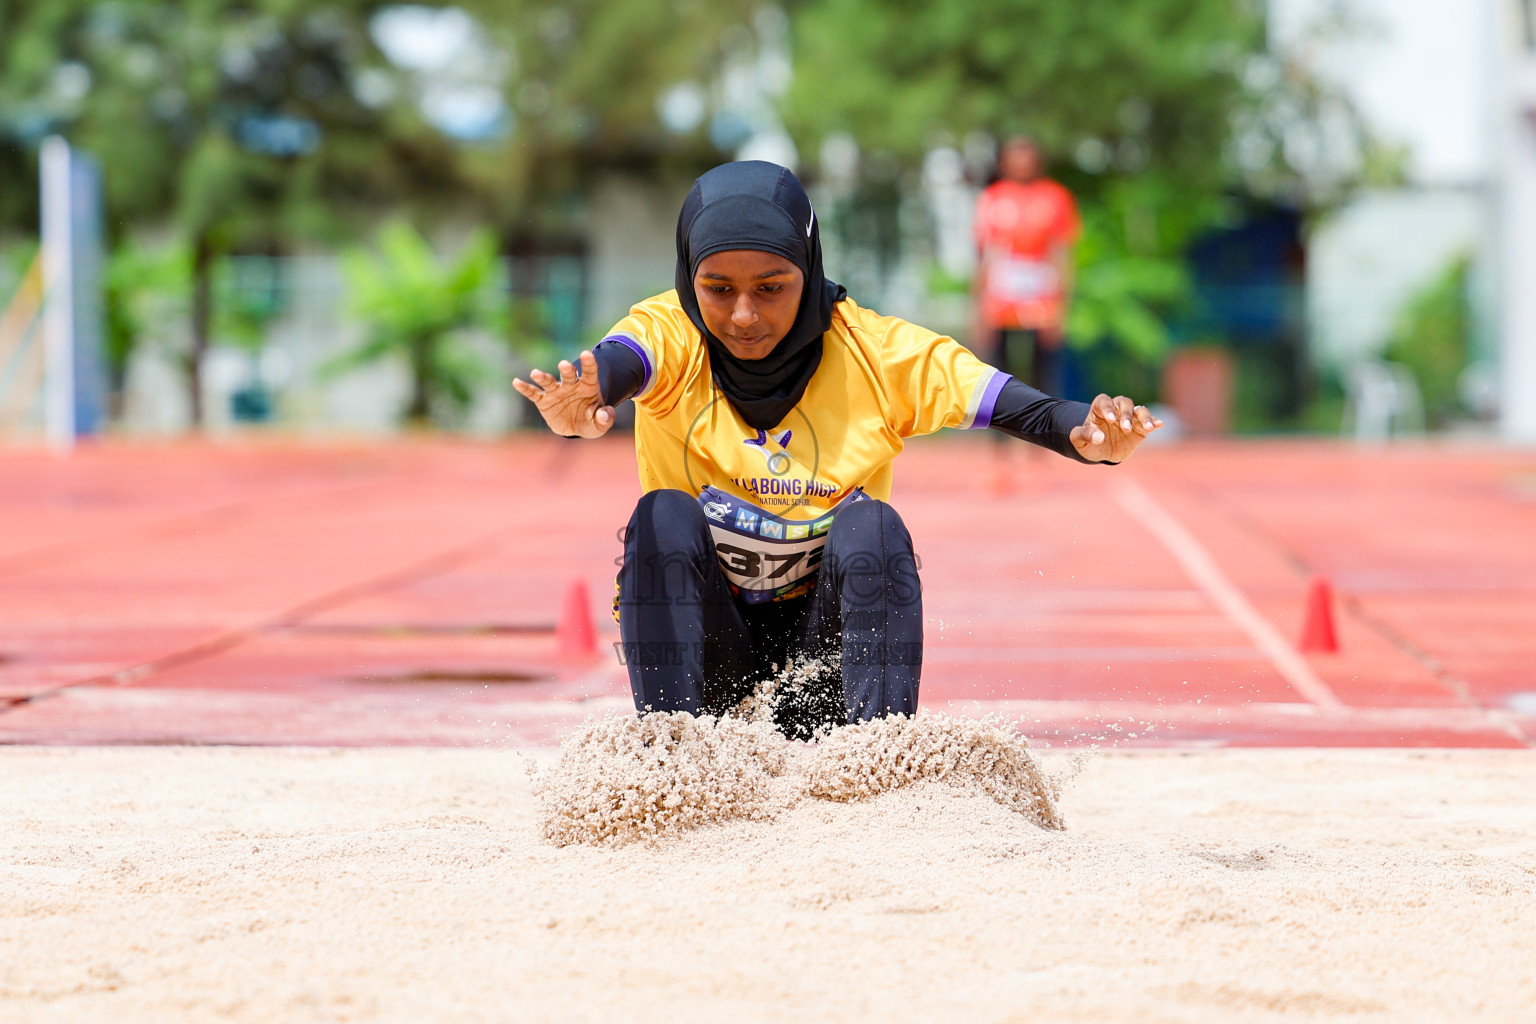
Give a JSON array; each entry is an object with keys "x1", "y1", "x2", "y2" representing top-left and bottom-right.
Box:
[
  {"x1": 697, "y1": 486, "x2": 869, "y2": 603},
  {"x1": 988, "y1": 257, "x2": 1059, "y2": 302}
]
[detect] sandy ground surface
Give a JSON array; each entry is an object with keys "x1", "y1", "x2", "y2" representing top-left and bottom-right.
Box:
[{"x1": 3, "y1": 745, "x2": 1534, "y2": 1023}]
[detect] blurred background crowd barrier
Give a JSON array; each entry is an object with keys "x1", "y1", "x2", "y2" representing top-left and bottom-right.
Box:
[{"x1": 1, "y1": 0, "x2": 1533, "y2": 443}]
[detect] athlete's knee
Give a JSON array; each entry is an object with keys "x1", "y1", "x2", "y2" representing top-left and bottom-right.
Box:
[
  {"x1": 634, "y1": 488, "x2": 704, "y2": 526},
  {"x1": 621, "y1": 491, "x2": 712, "y2": 608},
  {"x1": 823, "y1": 500, "x2": 920, "y2": 608},
  {"x1": 825, "y1": 498, "x2": 912, "y2": 554},
  {"x1": 628, "y1": 489, "x2": 710, "y2": 553}
]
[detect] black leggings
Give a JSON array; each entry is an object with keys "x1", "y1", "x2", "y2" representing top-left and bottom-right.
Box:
[{"x1": 616, "y1": 490, "x2": 923, "y2": 738}]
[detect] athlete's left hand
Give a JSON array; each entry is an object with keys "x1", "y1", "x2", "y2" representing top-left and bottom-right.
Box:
[{"x1": 1069, "y1": 394, "x2": 1162, "y2": 463}]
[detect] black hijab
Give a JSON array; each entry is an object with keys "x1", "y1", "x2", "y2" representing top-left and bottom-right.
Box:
[{"x1": 674, "y1": 161, "x2": 846, "y2": 430}]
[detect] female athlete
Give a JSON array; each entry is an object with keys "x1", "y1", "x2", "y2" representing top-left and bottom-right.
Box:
[{"x1": 513, "y1": 161, "x2": 1161, "y2": 738}]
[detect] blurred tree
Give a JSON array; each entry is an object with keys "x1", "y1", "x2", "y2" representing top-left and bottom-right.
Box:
[
  {"x1": 1, "y1": 0, "x2": 769, "y2": 427},
  {"x1": 785, "y1": 0, "x2": 1369, "y2": 383},
  {"x1": 455, "y1": 0, "x2": 761, "y2": 234},
  {"x1": 102, "y1": 240, "x2": 188, "y2": 415},
  {"x1": 103, "y1": 243, "x2": 291, "y2": 418},
  {"x1": 1064, "y1": 177, "x2": 1220, "y2": 364},
  {"x1": 0, "y1": 0, "x2": 463, "y2": 425},
  {"x1": 785, "y1": 0, "x2": 1264, "y2": 190},
  {"x1": 1383, "y1": 255, "x2": 1471, "y2": 429},
  {"x1": 332, "y1": 222, "x2": 511, "y2": 425},
  {"x1": 782, "y1": 0, "x2": 1262, "y2": 371}
]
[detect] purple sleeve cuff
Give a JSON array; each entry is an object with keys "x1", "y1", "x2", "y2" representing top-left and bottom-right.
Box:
[
  {"x1": 969, "y1": 370, "x2": 1011, "y2": 430},
  {"x1": 602, "y1": 334, "x2": 653, "y2": 395}
]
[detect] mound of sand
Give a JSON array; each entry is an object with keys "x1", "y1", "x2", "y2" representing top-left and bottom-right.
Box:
[
  {"x1": 805, "y1": 714, "x2": 1065, "y2": 829},
  {"x1": 536, "y1": 710, "x2": 1063, "y2": 845},
  {"x1": 536, "y1": 711, "x2": 788, "y2": 846}
]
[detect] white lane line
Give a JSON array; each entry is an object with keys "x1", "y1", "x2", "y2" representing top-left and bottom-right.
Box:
[
  {"x1": 942, "y1": 699, "x2": 1513, "y2": 734},
  {"x1": 1110, "y1": 477, "x2": 1344, "y2": 709},
  {"x1": 925, "y1": 646, "x2": 1262, "y2": 663}
]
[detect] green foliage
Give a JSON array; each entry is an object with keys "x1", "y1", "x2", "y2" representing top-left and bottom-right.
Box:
[
  {"x1": 1067, "y1": 247, "x2": 1188, "y2": 363},
  {"x1": 1, "y1": 0, "x2": 772, "y2": 427},
  {"x1": 216, "y1": 258, "x2": 286, "y2": 353},
  {"x1": 786, "y1": 0, "x2": 1359, "y2": 378},
  {"x1": 1298, "y1": 370, "x2": 1346, "y2": 434},
  {"x1": 335, "y1": 222, "x2": 513, "y2": 425},
  {"x1": 103, "y1": 241, "x2": 190, "y2": 394},
  {"x1": 1229, "y1": 345, "x2": 1304, "y2": 433},
  {"x1": 2, "y1": 0, "x2": 768, "y2": 240},
  {"x1": 429, "y1": 0, "x2": 763, "y2": 232},
  {"x1": 1, "y1": 0, "x2": 1368, "y2": 434},
  {"x1": 0, "y1": 0, "x2": 469, "y2": 423},
  {"x1": 1066, "y1": 179, "x2": 1215, "y2": 362},
  {"x1": 0, "y1": 1, "x2": 453, "y2": 237},
  {"x1": 1081, "y1": 344, "x2": 1161, "y2": 408},
  {"x1": 0, "y1": 242, "x2": 39, "y2": 291},
  {"x1": 1067, "y1": 256, "x2": 1184, "y2": 362},
  {"x1": 103, "y1": 243, "x2": 287, "y2": 390},
  {"x1": 1383, "y1": 255, "x2": 1471, "y2": 427},
  {"x1": 787, "y1": 0, "x2": 1262, "y2": 189},
  {"x1": 925, "y1": 265, "x2": 972, "y2": 297}
]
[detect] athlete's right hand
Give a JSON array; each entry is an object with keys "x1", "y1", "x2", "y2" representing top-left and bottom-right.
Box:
[{"x1": 512, "y1": 349, "x2": 615, "y2": 438}]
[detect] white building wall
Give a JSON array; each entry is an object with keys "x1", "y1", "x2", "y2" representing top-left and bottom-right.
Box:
[
  {"x1": 1271, "y1": 1, "x2": 1530, "y2": 433},
  {"x1": 583, "y1": 176, "x2": 679, "y2": 333},
  {"x1": 1306, "y1": 189, "x2": 1484, "y2": 369},
  {"x1": 1497, "y1": 1, "x2": 1536, "y2": 440},
  {"x1": 1268, "y1": 0, "x2": 1494, "y2": 188},
  {"x1": 119, "y1": 253, "x2": 514, "y2": 436}
]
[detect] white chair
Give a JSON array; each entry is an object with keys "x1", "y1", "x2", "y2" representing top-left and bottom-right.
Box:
[{"x1": 1342, "y1": 360, "x2": 1424, "y2": 441}]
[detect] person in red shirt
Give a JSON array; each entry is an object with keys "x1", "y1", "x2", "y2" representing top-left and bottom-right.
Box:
[{"x1": 973, "y1": 136, "x2": 1080, "y2": 399}]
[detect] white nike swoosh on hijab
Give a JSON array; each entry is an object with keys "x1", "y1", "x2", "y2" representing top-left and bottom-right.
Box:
[{"x1": 806, "y1": 209, "x2": 815, "y2": 237}]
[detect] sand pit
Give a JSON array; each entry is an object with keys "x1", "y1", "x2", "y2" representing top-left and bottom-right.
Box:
[{"x1": 3, "y1": 739, "x2": 1534, "y2": 1022}]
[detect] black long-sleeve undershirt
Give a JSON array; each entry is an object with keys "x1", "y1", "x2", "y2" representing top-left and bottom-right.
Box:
[
  {"x1": 594, "y1": 338, "x2": 646, "y2": 407},
  {"x1": 589, "y1": 340, "x2": 1097, "y2": 462},
  {"x1": 988, "y1": 378, "x2": 1096, "y2": 462}
]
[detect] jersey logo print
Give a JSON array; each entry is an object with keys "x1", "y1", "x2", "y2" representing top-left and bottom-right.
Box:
[
  {"x1": 743, "y1": 428, "x2": 792, "y2": 449},
  {"x1": 702, "y1": 499, "x2": 731, "y2": 521},
  {"x1": 743, "y1": 429, "x2": 794, "y2": 476}
]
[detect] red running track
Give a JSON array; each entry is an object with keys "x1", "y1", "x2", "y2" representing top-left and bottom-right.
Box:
[{"x1": 1, "y1": 434, "x2": 1533, "y2": 748}]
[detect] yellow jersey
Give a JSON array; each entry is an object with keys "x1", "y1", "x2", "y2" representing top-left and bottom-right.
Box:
[{"x1": 602, "y1": 291, "x2": 1007, "y2": 601}]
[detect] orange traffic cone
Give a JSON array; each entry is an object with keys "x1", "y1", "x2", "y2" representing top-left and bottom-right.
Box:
[
  {"x1": 557, "y1": 579, "x2": 597, "y2": 656},
  {"x1": 1298, "y1": 575, "x2": 1339, "y2": 653}
]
